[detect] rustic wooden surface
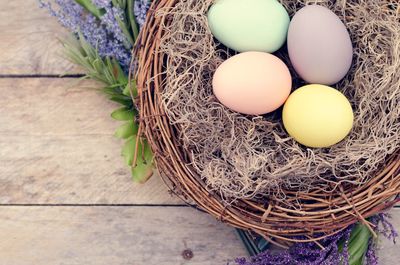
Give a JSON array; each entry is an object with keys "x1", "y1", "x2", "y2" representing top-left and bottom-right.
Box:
[
  {"x1": 0, "y1": 207, "x2": 247, "y2": 265},
  {"x1": 0, "y1": 0, "x2": 81, "y2": 75},
  {"x1": 0, "y1": 1, "x2": 398, "y2": 264},
  {"x1": 0, "y1": 207, "x2": 397, "y2": 265},
  {"x1": 378, "y1": 211, "x2": 400, "y2": 265},
  {"x1": 0, "y1": 78, "x2": 180, "y2": 204}
]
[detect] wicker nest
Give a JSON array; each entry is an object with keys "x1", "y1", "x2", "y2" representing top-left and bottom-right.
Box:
[{"x1": 134, "y1": 0, "x2": 400, "y2": 244}]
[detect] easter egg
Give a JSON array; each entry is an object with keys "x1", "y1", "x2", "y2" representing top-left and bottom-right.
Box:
[
  {"x1": 283, "y1": 84, "x2": 354, "y2": 148},
  {"x1": 208, "y1": 0, "x2": 290, "y2": 53},
  {"x1": 287, "y1": 5, "x2": 353, "y2": 85},
  {"x1": 213, "y1": 52, "x2": 292, "y2": 115}
]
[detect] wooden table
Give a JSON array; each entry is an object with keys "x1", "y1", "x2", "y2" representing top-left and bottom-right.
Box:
[{"x1": 0, "y1": 1, "x2": 398, "y2": 264}]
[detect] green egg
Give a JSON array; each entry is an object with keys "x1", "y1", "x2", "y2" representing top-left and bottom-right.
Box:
[{"x1": 207, "y1": 0, "x2": 290, "y2": 53}]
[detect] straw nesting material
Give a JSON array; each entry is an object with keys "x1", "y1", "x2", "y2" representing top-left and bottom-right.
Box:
[{"x1": 156, "y1": 0, "x2": 400, "y2": 201}]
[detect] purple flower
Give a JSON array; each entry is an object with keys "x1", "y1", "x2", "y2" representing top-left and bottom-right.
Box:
[
  {"x1": 371, "y1": 213, "x2": 399, "y2": 244},
  {"x1": 236, "y1": 214, "x2": 398, "y2": 265},
  {"x1": 38, "y1": 0, "x2": 85, "y2": 30},
  {"x1": 99, "y1": 5, "x2": 129, "y2": 44},
  {"x1": 134, "y1": 0, "x2": 150, "y2": 29},
  {"x1": 38, "y1": 0, "x2": 136, "y2": 70},
  {"x1": 235, "y1": 226, "x2": 353, "y2": 265},
  {"x1": 92, "y1": 0, "x2": 111, "y2": 8},
  {"x1": 366, "y1": 241, "x2": 379, "y2": 265}
]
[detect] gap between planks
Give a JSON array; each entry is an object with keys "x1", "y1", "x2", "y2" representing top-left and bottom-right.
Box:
[
  {"x1": 0, "y1": 204, "x2": 192, "y2": 207},
  {"x1": 0, "y1": 204, "x2": 397, "y2": 208},
  {"x1": 0, "y1": 74, "x2": 85, "y2": 79}
]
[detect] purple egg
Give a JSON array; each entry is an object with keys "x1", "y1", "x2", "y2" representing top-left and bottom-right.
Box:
[{"x1": 288, "y1": 5, "x2": 353, "y2": 85}]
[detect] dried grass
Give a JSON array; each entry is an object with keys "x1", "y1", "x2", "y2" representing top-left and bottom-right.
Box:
[{"x1": 157, "y1": 0, "x2": 400, "y2": 201}]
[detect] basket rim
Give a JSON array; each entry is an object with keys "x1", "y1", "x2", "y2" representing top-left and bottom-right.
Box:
[{"x1": 133, "y1": 0, "x2": 400, "y2": 244}]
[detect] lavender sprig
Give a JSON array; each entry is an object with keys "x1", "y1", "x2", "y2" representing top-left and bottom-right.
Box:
[
  {"x1": 371, "y1": 213, "x2": 398, "y2": 244},
  {"x1": 236, "y1": 214, "x2": 398, "y2": 265},
  {"x1": 39, "y1": 0, "x2": 131, "y2": 69},
  {"x1": 134, "y1": 0, "x2": 151, "y2": 29},
  {"x1": 39, "y1": 0, "x2": 154, "y2": 183},
  {"x1": 236, "y1": 225, "x2": 354, "y2": 265},
  {"x1": 76, "y1": 0, "x2": 105, "y2": 18}
]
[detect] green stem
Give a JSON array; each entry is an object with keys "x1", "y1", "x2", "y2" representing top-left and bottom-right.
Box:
[
  {"x1": 74, "y1": 0, "x2": 105, "y2": 19},
  {"x1": 128, "y1": 0, "x2": 139, "y2": 40},
  {"x1": 348, "y1": 224, "x2": 372, "y2": 265}
]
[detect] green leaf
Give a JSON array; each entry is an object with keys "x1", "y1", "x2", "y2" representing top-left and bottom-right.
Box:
[
  {"x1": 109, "y1": 93, "x2": 132, "y2": 101},
  {"x1": 59, "y1": 14, "x2": 153, "y2": 183},
  {"x1": 112, "y1": 58, "x2": 128, "y2": 84},
  {"x1": 103, "y1": 87, "x2": 119, "y2": 96},
  {"x1": 92, "y1": 58, "x2": 104, "y2": 73},
  {"x1": 132, "y1": 161, "x2": 153, "y2": 183},
  {"x1": 111, "y1": 0, "x2": 120, "y2": 7},
  {"x1": 127, "y1": 0, "x2": 139, "y2": 40},
  {"x1": 78, "y1": 31, "x2": 97, "y2": 59},
  {"x1": 62, "y1": 37, "x2": 92, "y2": 69},
  {"x1": 108, "y1": 0, "x2": 133, "y2": 48},
  {"x1": 123, "y1": 81, "x2": 138, "y2": 97},
  {"x1": 74, "y1": 0, "x2": 105, "y2": 19},
  {"x1": 348, "y1": 224, "x2": 372, "y2": 265},
  {"x1": 115, "y1": 15, "x2": 135, "y2": 47},
  {"x1": 115, "y1": 120, "x2": 138, "y2": 139},
  {"x1": 349, "y1": 224, "x2": 364, "y2": 244},
  {"x1": 111, "y1": 107, "x2": 136, "y2": 121},
  {"x1": 122, "y1": 137, "x2": 136, "y2": 165},
  {"x1": 110, "y1": 96, "x2": 133, "y2": 106},
  {"x1": 131, "y1": 140, "x2": 154, "y2": 183},
  {"x1": 62, "y1": 43, "x2": 86, "y2": 65},
  {"x1": 62, "y1": 33, "x2": 129, "y2": 90},
  {"x1": 103, "y1": 57, "x2": 118, "y2": 84},
  {"x1": 123, "y1": 83, "x2": 131, "y2": 97}
]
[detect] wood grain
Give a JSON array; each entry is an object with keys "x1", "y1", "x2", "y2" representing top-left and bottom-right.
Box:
[
  {"x1": 0, "y1": 78, "x2": 180, "y2": 204},
  {"x1": 378, "y1": 209, "x2": 400, "y2": 265},
  {"x1": 0, "y1": 2, "x2": 398, "y2": 265},
  {"x1": 0, "y1": 206, "x2": 247, "y2": 265},
  {"x1": 0, "y1": 207, "x2": 398, "y2": 265},
  {"x1": 0, "y1": 0, "x2": 81, "y2": 75}
]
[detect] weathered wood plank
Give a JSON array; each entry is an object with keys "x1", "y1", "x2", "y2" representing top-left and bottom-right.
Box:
[
  {"x1": 0, "y1": 206, "x2": 247, "y2": 265},
  {"x1": 0, "y1": 78, "x2": 118, "y2": 136},
  {"x1": 0, "y1": 207, "x2": 398, "y2": 265},
  {"x1": 379, "y1": 209, "x2": 400, "y2": 265},
  {"x1": 0, "y1": 78, "x2": 180, "y2": 204},
  {"x1": 0, "y1": 0, "x2": 81, "y2": 75},
  {"x1": 0, "y1": 134, "x2": 179, "y2": 204}
]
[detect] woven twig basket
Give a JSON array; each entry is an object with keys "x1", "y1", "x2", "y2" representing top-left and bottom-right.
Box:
[{"x1": 134, "y1": 0, "x2": 400, "y2": 245}]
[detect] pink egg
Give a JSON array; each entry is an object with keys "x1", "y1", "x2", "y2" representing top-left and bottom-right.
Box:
[{"x1": 212, "y1": 52, "x2": 292, "y2": 115}]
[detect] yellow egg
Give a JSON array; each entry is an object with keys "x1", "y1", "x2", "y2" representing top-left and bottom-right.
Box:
[{"x1": 283, "y1": 84, "x2": 354, "y2": 148}]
